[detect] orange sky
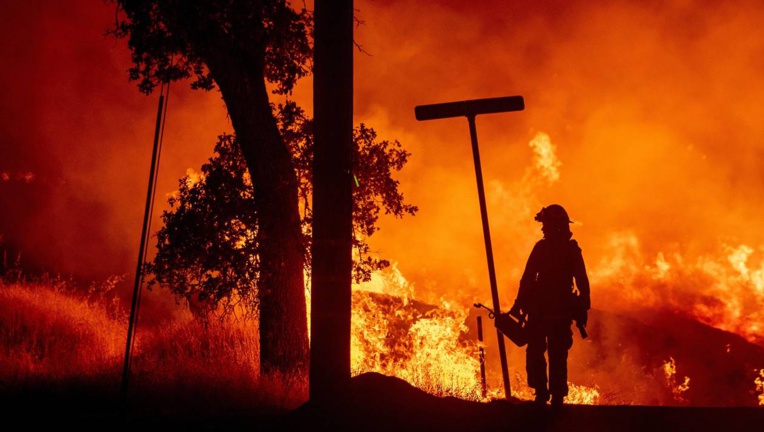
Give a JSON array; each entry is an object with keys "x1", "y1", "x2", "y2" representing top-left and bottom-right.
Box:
[
  {"x1": 3, "y1": 0, "x2": 764, "y2": 319},
  {"x1": 351, "y1": 0, "x2": 764, "y2": 311}
]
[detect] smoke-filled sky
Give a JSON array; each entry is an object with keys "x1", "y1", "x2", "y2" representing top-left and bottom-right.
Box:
[
  {"x1": 3, "y1": 0, "x2": 764, "y2": 315},
  {"x1": 354, "y1": 0, "x2": 764, "y2": 311}
]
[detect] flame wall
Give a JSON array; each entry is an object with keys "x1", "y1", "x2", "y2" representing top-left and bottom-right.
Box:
[{"x1": 346, "y1": 1, "x2": 764, "y2": 403}]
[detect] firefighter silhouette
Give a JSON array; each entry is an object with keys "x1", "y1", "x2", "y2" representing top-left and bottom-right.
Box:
[{"x1": 508, "y1": 204, "x2": 590, "y2": 407}]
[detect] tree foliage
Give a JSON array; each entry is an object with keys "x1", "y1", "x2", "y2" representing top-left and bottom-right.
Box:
[
  {"x1": 109, "y1": 0, "x2": 312, "y2": 95},
  {"x1": 146, "y1": 102, "x2": 417, "y2": 319}
]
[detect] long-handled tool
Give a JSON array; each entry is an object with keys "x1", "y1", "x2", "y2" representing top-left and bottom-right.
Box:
[{"x1": 415, "y1": 96, "x2": 524, "y2": 399}]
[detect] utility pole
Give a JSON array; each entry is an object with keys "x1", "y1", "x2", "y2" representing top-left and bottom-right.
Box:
[
  {"x1": 310, "y1": 0, "x2": 354, "y2": 401},
  {"x1": 122, "y1": 82, "x2": 170, "y2": 399},
  {"x1": 414, "y1": 95, "x2": 525, "y2": 399}
]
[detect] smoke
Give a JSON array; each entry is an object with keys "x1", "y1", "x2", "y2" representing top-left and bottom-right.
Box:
[
  {"x1": 348, "y1": 0, "x2": 764, "y2": 314},
  {"x1": 346, "y1": 0, "x2": 764, "y2": 405},
  {"x1": 4, "y1": 0, "x2": 764, "y2": 335},
  {"x1": 0, "y1": 0, "x2": 230, "y2": 284}
]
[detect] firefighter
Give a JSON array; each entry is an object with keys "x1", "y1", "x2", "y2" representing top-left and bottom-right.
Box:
[{"x1": 509, "y1": 204, "x2": 590, "y2": 407}]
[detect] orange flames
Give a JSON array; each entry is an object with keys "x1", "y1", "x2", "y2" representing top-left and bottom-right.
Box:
[
  {"x1": 662, "y1": 357, "x2": 690, "y2": 403},
  {"x1": 592, "y1": 233, "x2": 764, "y2": 346},
  {"x1": 349, "y1": 266, "x2": 601, "y2": 404},
  {"x1": 351, "y1": 267, "x2": 483, "y2": 400},
  {"x1": 341, "y1": 223, "x2": 764, "y2": 405},
  {"x1": 527, "y1": 132, "x2": 561, "y2": 184},
  {"x1": 340, "y1": 217, "x2": 764, "y2": 406},
  {"x1": 341, "y1": 124, "x2": 763, "y2": 406}
]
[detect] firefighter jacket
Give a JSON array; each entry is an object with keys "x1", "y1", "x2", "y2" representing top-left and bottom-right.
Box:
[{"x1": 516, "y1": 237, "x2": 590, "y2": 320}]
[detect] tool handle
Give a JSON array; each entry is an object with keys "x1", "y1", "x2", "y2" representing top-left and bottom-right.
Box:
[
  {"x1": 473, "y1": 303, "x2": 495, "y2": 319},
  {"x1": 577, "y1": 323, "x2": 588, "y2": 339}
]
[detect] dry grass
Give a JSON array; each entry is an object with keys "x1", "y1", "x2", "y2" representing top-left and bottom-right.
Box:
[
  {"x1": 0, "y1": 279, "x2": 125, "y2": 389},
  {"x1": 0, "y1": 278, "x2": 307, "y2": 417}
]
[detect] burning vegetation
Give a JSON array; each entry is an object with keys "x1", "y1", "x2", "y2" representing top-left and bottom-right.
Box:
[
  {"x1": 3, "y1": 122, "x2": 764, "y2": 409},
  {"x1": 347, "y1": 260, "x2": 763, "y2": 407},
  {"x1": 4, "y1": 127, "x2": 764, "y2": 409},
  {"x1": 351, "y1": 286, "x2": 483, "y2": 400},
  {"x1": 662, "y1": 357, "x2": 690, "y2": 403},
  {"x1": 4, "y1": 0, "x2": 764, "y2": 417},
  {"x1": 1, "y1": 254, "x2": 763, "y2": 411}
]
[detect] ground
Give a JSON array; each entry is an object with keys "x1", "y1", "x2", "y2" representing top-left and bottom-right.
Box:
[{"x1": 4, "y1": 373, "x2": 762, "y2": 432}]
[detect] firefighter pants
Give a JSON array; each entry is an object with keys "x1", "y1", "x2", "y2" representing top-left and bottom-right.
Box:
[{"x1": 525, "y1": 317, "x2": 573, "y2": 397}]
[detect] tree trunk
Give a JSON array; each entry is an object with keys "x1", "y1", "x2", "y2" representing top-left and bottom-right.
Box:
[{"x1": 205, "y1": 52, "x2": 309, "y2": 378}]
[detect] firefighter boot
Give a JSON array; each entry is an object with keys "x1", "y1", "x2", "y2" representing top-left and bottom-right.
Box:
[{"x1": 551, "y1": 394, "x2": 564, "y2": 408}]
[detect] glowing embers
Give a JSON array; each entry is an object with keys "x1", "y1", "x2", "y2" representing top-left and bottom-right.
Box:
[
  {"x1": 0, "y1": 171, "x2": 35, "y2": 182},
  {"x1": 756, "y1": 369, "x2": 764, "y2": 406}
]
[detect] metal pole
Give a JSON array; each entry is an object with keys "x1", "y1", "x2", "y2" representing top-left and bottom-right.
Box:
[
  {"x1": 121, "y1": 91, "x2": 165, "y2": 398},
  {"x1": 477, "y1": 315, "x2": 487, "y2": 399},
  {"x1": 467, "y1": 115, "x2": 511, "y2": 399}
]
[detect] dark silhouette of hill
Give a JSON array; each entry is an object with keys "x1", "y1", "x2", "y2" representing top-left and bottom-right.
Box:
[
  {"x1": 586, "y1": 307, "x2": 764, "y2": 406},
  {"x1": 466, "y1": 306, "x2": 764, "y2": 406},
  {"x1": 279, "y1": 372, "x2": 764, "y2": 432}
]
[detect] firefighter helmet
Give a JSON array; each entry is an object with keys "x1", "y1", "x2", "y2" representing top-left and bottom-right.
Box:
[{"x1": 534, "y1": 204, "x2": 573, "y2": 224}]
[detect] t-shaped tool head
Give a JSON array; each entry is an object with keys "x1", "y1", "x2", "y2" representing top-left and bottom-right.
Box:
[{"x1": 415, "y1": 95, "x2": 524, "y2": 121}]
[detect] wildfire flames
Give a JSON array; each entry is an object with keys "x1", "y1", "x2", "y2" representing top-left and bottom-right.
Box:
[
  {"x1": 662, "y1": 357, "x2": 690, "y2": 403},
  {"x1": 5, "y1": 0, "x2": 764, "y2": 410},
  {"x1": 338, "y1": 127, "x2": 764, "y2": 406},
  {"x1": 346, "y1": 254, "x2": 760, "y2": 406},
  {"x1": 349, "y1": 265, "x2": 480, "y2": 400},
  {"x1": 349, "y1": 266, "x2": 602, "y2": 404},
  {"x1": 527, "y1": 132, "x2": 561, "y2": 184},
  {"x1": 593, "y1": 234, "x2": 764, "y2": 346},
  {"x1": 351, "y1": 287, "x2": 482, "y2": 400}
]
